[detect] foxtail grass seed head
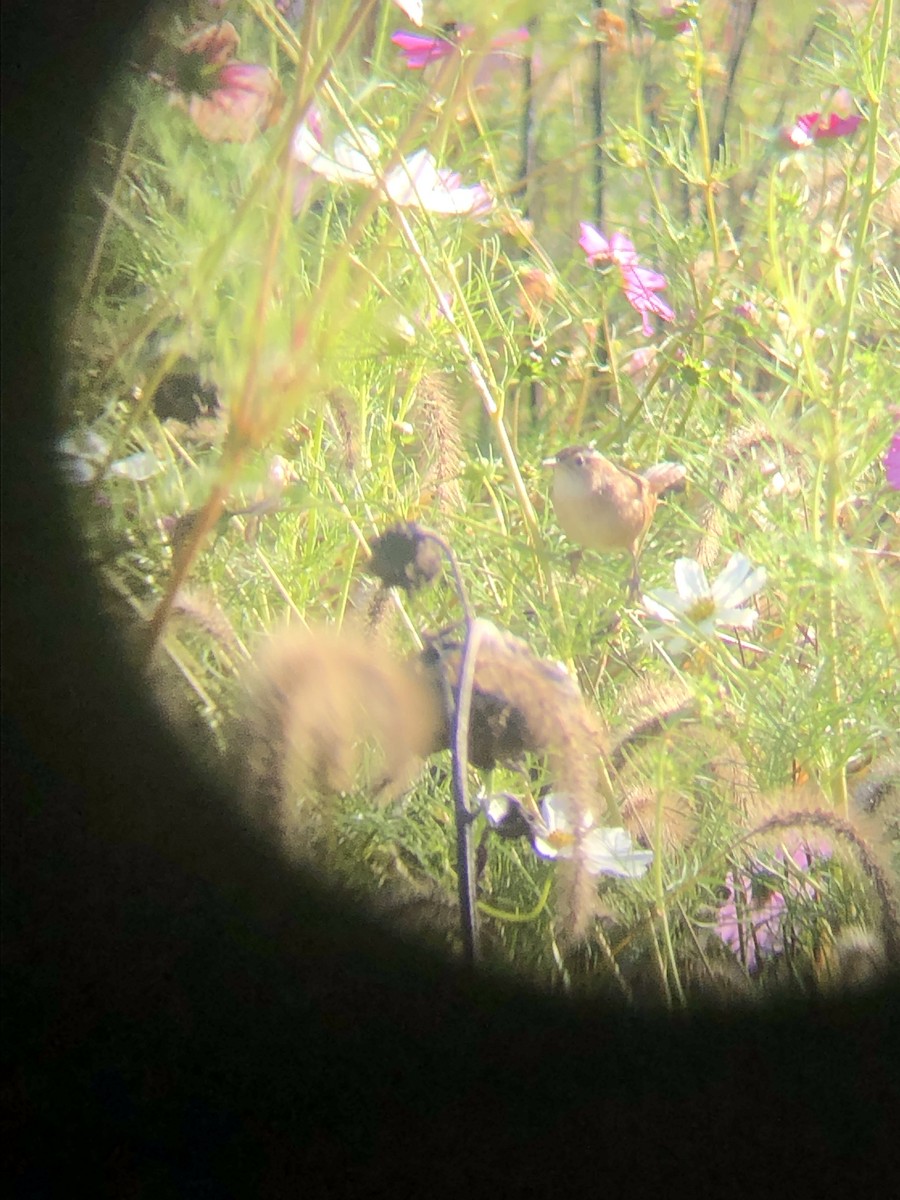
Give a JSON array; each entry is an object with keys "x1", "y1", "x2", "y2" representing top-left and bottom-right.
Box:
[{"x1": 246, "y1": 626, "x2": 439, "y2": 808}]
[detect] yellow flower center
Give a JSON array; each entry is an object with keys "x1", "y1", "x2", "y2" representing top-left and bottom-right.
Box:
[
  {"x1": 686, "y1": 596, "x2": 717, "y2": 622},
  {"x1": 547, "y1": 830, "x2": 576, "y2": 850}
]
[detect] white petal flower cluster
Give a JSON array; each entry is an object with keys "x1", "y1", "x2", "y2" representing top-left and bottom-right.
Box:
[
  {"x1": 292, "y1": 119, "x2": 493, "y2": 217},
  {"x1": 641, "y1": 552, "x2": 766, "y2": 655},
  {"x1": 482, "y1": 792, "x2": 653, "y2": 879},
  {"x1": 532, "y1": 794, "x2": 653, "y2": 879}
]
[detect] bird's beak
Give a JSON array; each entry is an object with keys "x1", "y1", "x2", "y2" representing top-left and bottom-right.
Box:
[{"x1": 541, "y1": 455, "x2": 558, "y2": 468}]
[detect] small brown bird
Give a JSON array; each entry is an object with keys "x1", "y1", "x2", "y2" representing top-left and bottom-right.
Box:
[{"x1": 543, "y1": 445, "x2": 685, "y2": 593}]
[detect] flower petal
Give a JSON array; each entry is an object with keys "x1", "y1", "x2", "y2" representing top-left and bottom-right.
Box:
[
  {"x1": 709, "y1": 552, "x2": 753, "y2": 603},
  {"x1": 391, "y1": 30, "x2": 456, "y2": 67},
  {"x1": 385, "y1": 150, "x2": 492, "y2": 215},
  {"x1": 607, "y1": 231, "x2": 638, "y2": 266},
  {"x1": 625, "y1": 264, "x2": 667, "y2": 292},
  {"x1": 292, "y1": 119, "x2": 323, "y2": 165},
  {"x1": 186, "y1": 63, "x2": 284, "y2": 142},
  {"x1": 814, "y1": 112, "x2": 863, "y2": 142},
  {"x1": 539, "y1": 792, "x2": 587, "y2": 834},
  {"x1": 673, "y1": 557, "x2": 710, "y2": 603},
  {"x1": 883, "y1": 432, "x2": 900, "y2": 490},
  {"x1": 725, "y1": 568, "x2": 766, "y2": 609},
  {"x1": 532, "y1": 834, "x2": 561, "y2": 860},
  {"x1": 579, "y1": 222, "x2": 611, "y2": 263},
  {"x1": 391, "y1": 0, "x2": 424, "y2": 25},
  {"x1": 483, "y1": 793, "x2": 515, "y2": 826},
  {"x1": 713, "y1": 607, "x2": 758, "y2": 630},
  {"x1": 582, "y1": 827, "x2": 654, "y2": 878},
  {"x1": 333, "y1": 128, "x2": 380, "y2": 177},
  {"x1": 713, "y1": 554, "x2": 766, "y2": 608},
  {"x1": 641, "y1": 591, "x2": 683, "y2": 622}
]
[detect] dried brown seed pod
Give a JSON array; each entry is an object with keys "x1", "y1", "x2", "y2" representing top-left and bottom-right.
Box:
[{"x1": 367, "y1": 522, "x2": 443, "y2": 594}]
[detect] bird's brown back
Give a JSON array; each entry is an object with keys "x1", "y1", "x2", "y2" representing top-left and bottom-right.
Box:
[{"x1": 549, "y1": 447, "x2": 654, "y2": 554}]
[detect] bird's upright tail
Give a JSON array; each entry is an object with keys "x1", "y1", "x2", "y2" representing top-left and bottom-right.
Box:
[{"x1": 642, "y1": 462, "x2": 686, "y2": 497}]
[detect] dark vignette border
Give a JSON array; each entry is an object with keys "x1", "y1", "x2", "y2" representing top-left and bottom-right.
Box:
[{"x1": 3, "y1": 1, "x2": 900, "y2": 1192}]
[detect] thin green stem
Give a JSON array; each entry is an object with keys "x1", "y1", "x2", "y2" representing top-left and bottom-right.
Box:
[
  {"x1": 690, "y1": 25, "x2": 721, "y2": 272},
  {"x1": 388, "y1": 205, "x2": 569, "y2": 640},
  {"x1": 818, "y1": 0, "x2": 893, "y2": 815},
  {"x1": 478, "y1": 874, "x2": 553, "y2": 922}
]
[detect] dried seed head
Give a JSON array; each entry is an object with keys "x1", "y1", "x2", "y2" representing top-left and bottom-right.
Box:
[
  {"x1": 414, "y1": 373, "x2": 464, "y2": 515},
  {"x1": 327, "y1": 390, "x2": 357, "y2": 473},
  {"x1": 170, "y1": 588, "x2": 238, "y2": 653},
  {"x1": 153, "y1": 370, "x2": 220, "y2": 424},
  {"x1": 418, "y1": 622, "x2": 602, "y2": 776},
  {"x1": 367, "y1": 522, "x2": 443, "y2": 593}
]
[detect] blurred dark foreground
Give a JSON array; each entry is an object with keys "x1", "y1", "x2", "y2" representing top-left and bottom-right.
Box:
[{"x1": 3, "y1": 1, "x2": 899, "y2": 1192}]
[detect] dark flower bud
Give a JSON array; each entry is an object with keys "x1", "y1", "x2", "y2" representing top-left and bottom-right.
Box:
[{"x1": 367, "y1": 522, "x2": 442, "y2": 593}]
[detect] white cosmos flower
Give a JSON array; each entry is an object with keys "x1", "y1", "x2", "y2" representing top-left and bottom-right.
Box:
[
  {"x1": 291, "y1": 118, "x2": 493, "y2": 217},
  {"x1": 391, "y1": 0, "x2": 423, "y2": 24},
  {"x1": 532, "y1": 794, "x2": 653, "y2": 879},
  {"x1": 292, "y1": 123, "x2": 381, "y2": 185},
  {"x1": 641, "y1": 552, "x2": 766, "y2": 655},
  {"x1": 383, "y1": 149, "x2": 494, "y2": 217}
]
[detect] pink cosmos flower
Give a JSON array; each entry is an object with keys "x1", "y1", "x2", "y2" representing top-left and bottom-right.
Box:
[
  {"x1": 734, "y1": 299, "x2": 760, "y2": 324},
  {"x1": 186, "y1": 62, "x2": 284, "y2": 142},
  {"x1": 392, "y1": 25, "x2": 529, "y2": 70},
  {"x1": 884, "y1": 432, "x2": 900, "y2": 490},
  {"x1": 780, "y1": 110, "x2": 863, "y2": 149},
  {"x1": 716, "y1": 839, "x2": 832, "y2": 973},
  {"x1": 392, "y1": 28, "x2": 462, "y2": 68},
  {"x1": 621, "y1": 267, "x2": 676, "y2": 336},
  {"x1": 579, "y1": 225, "x2": 640, "y2": 268},
  {"x1": 623, "y1": 346, "x2": 657, "y2": 378},
  {"x1": 651, "y1": 3, "x2": 696, "y2": 39},
  {"x1": 717, "y1": 871, "x2": 787, "y2": 973},
  {"x1": 173, "y1": 22, "x2": 283, "y2": 142},
  {"x1": 385, "y1": 149, "x2": 493, "y2": 216},
  {"x1": 579, "y1": 223, "x2": 675, "y2": 337}
]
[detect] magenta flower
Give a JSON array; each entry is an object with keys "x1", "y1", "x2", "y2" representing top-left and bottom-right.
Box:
[
  {"x1": 392, "y1": 28, "x2": 461, "y2": 68},
  {"x1": 186, "y1": 62, "x2": 283, "y2": 143},
  {"x1": 392, "y1": 25, "x2": 529, "y2": 70},
  {"x1": 621, "y1": 268, "x2": 676, "y2": 336},
  {"x1": 715, "y1": 839, "x2": 832, "y2": 973},
  {"x1": 393, "y1": 28, "x2": 460, "y2": 66},
  {"x1": 884, "y1": 432, "x2": 900, "y2": 490},
  {"x1": 650, "y1": 3, "x2": 697, "y2": 39},
  {"x1": 579, "y1": 223, "x2": 675, "y2": 337},
  {"x1": 780, "y1": 110, "x2": 863, "y2": 149},
  {"x1": 717, "y1": 872, "x2": 786, "y2": 973},
  {"x1": 579, "y1": 225, "x2": 639, "y2": 268}
]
